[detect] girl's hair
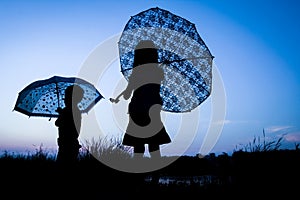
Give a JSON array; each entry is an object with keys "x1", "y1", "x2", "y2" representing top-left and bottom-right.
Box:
[
  {"x1": 133, "y1": 40, "x2": 158, "y2": 67},
  {"x1": 65, "y1": 85, "x2": 84, "y2": 103}
]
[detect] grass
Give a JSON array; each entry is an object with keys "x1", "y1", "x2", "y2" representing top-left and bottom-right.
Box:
[
  {"x1": 0, "y1": 143, "x2": 55, "y2": 161},
  {"x1": 234, "y1": 129, "x2": 284, "y2": 153},
  {"x1": 0, "y1": 130, "x2": 299, "y2": 198},
  {"x1": 80, "y1": 135, "x2": 132, "y2": 161}
]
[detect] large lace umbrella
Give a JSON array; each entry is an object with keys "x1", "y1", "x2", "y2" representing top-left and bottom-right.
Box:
[
  {"x1": 13, "y1": 75, "x2": 103, "y2": 118},
  {"x1": 118, "y1": 7, "x2": 214, "y2": 113}
]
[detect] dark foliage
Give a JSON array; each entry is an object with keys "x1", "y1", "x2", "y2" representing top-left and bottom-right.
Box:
[{"x1": 1, "y1": 148, "x2": 299, "y2": 198}]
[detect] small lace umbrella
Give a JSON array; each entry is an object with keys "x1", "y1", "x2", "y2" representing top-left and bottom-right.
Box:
[{"x1": 13, "y1": 75, "x2": 103, "y2": 118}]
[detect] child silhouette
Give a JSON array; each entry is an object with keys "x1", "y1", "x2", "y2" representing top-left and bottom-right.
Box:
[
  {"x1": 55, "y1": 84, "x2": 84, "y2": 165},
  {"x1": 111, "y1": 40, "x2": 171, "y2": 159}
]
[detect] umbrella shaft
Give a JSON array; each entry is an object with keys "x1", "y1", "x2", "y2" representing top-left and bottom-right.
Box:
[
  {"x1": 55, "y1": 82, "x2": 60, "y2": 108},
  {"x1": 120, "y1": 56, "x2": 212, "y2": 73},
  {"x1": 160, "y1": 56, "x2": 213, "y2": 64}
]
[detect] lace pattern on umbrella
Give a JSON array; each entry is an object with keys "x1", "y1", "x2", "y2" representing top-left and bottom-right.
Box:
[{"x1": 118, "y1": 7, "x2": 213, "y2": 112}]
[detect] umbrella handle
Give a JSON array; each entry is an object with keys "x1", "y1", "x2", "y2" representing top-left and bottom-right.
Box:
[
  {"x1": 109, "y1": 91, "x2": 125, "y2": 104},
  {"x1": 109, "y1": 98, "x2": 119, "y2": 103}
]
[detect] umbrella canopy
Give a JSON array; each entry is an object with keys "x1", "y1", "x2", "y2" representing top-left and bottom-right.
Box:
[
  {"x1": 13, "y1": 75, "x2": 103, "y2": 118},
  {"x1": 118, "y1": 7, "x2": 214, "y2": 113}
]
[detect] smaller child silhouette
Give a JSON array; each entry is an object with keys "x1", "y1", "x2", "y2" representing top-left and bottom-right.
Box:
[{"x1": 55, "y1": 85, "x2": 84, "y2": 165}]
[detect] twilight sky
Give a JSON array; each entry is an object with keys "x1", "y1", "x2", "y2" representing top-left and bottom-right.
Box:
[{"x1": 0, "y1": 0, "x2": 299, "y2": 157}]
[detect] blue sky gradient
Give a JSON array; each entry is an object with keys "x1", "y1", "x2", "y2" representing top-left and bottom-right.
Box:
[{"x1": 1, "y1": 0, "x2": 299, "y2": 156}]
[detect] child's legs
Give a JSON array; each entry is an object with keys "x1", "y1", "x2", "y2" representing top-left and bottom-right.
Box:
[
  {"x1": 148, "y1": 144, "x2": 161, "y2": 159},
  {"x1": 133, "y1": 144, "x2": 145, "y2": 158}
]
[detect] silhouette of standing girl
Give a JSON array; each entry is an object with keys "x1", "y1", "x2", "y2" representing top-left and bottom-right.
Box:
[
  {"x1": 111, "y1": 40, "x2": 171, "y2": 159},
  {"x1": 55, "y1": 85, "x2": 84, "y2": 165}
]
